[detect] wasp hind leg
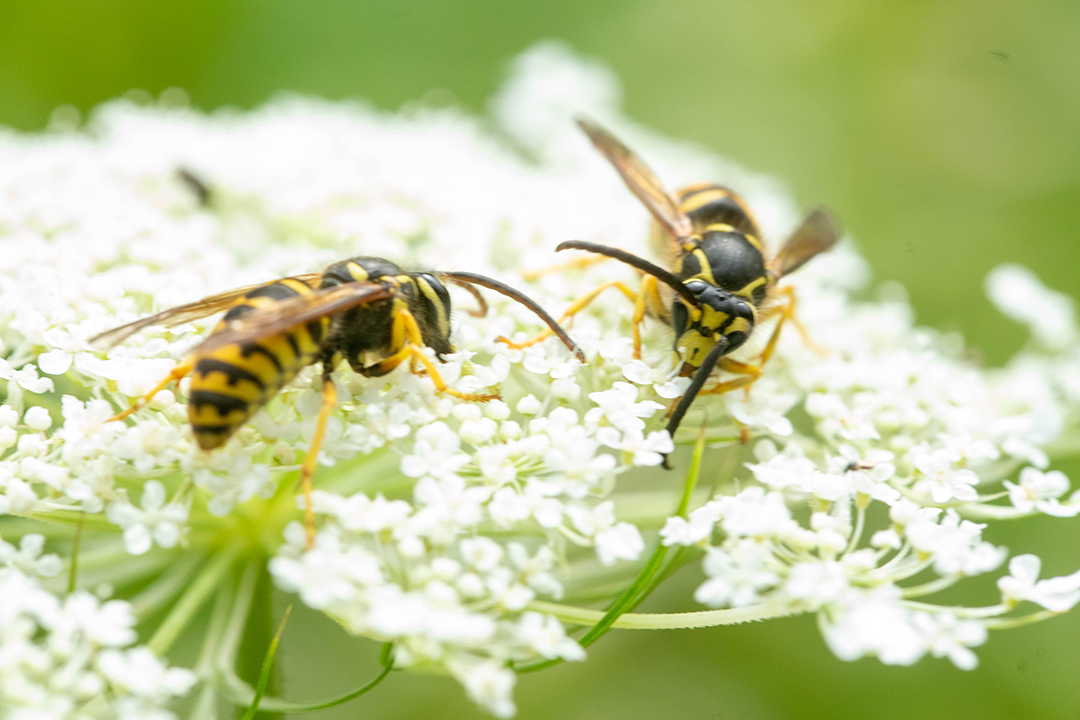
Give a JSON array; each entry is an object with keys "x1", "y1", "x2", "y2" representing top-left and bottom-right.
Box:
[
  {"x1": 299, "y1": 365, "x2": 338, "y2": 550},
  {"x1": 106, "y1": 359, "x2": 195, "y2": 423},
  {"x1": 363, "y1": 306, "x2": 497, "y2": 402},
  {"x1": 497, "y1": 276, "x2": 661, "y2": 359}
]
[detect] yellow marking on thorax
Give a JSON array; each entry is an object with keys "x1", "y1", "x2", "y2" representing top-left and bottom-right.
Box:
[
  {"x1": 346, "y1": 262, "x2": 369, "y2": 282},
  {"x1": 690, "y1": 249, "x2": 716, "y2": 285},
  {"x1": 734, "y1": 276, "x2": 767, "y2": 302},
  {"x1": 280, "y1": 278, "x2": 314, "y2": 295}
]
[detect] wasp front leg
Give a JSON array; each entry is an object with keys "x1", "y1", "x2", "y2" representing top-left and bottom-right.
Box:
[
  {"x1": 698, "y1": 357, "x2": 763, "y2": 395},
  {"x1": 498, "y1": 276, "x2": 662, "y2": 359},
  {"x1": 521, "y1": 254, "x2": 609, "y2": 281},
  {"x1": 106, "y1": 359, "x2": 195, "y2": 423},
  {"x1": 364, "y1": 306, "x2": 497, "y2": 402}
]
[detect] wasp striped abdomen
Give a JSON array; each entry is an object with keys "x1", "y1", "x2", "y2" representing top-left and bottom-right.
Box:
[{"x1": 188, "y1": 278, "x2": 327, "y2": 450}]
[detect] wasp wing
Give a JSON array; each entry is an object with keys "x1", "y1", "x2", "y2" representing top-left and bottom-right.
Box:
[
  {"x1": 191, "y1": 281, "x2": 393, "y2": 354},
  {"x1": 89, "y1": 273, "x2": 324, "y2": 350},
  {"x1": 771, "y1": 208, "x2": 840, "y2": 279},
  {"x1": 577, "y1": 116, "x2": 694, "y2": 240}
]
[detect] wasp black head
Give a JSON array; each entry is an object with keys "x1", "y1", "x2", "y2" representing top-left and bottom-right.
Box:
[
  {"x1": 671, "y1": 279, "x2": 756, "y2": 368},
  {"x1": 409, "y1": 273, "x2": 454, "y2": 359}
]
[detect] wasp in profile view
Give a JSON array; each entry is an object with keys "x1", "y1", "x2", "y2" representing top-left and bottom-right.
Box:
[
  {"x1": 92, "y1": 257, "x2": 583, "y2": 544},
  {"x1": 504, "y1": 117, "x2": 839, "y2": 460}
]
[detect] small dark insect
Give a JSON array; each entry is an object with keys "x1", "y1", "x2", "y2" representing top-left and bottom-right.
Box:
[
  {"x1": 92, "y1": 257, "x2": 583, "y2": 545},
  {"x1": 505, "y1": 117, "x2": 839, "y2": 465},
  {"x1": 177, "y1": 167, "x2": 213, "y2": 207},
  {"x1": 990, "y1": 50, "x2": 1011, "y2": 61}
]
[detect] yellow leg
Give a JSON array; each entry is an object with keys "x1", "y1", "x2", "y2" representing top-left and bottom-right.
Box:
[
  {"x1": 631, "y1": 275, "x2": 662, "y2": 359},
  {"x1": 665, "y1": 356, "x2": 763, "y2": 418},
  {"x1": 757, "y1": 286, "x2": 825, "y2": 361},
  {"x1": 107, "y1": 359, "x2": 194, "y2": 423},
  {"x1": 497, "y1": 280, "x2": 638, "y2": 351},
  {"x1": 698, "y1": 357, "x2": 762, "y2": 395},
  {"x1": 372, "y1": 307, "x2": 498, "y2": 402},
  {"x1": 300, "y1": 371, "x2": 337, "y2": 550},
  {"x1": 521, "y1": 254, "x2": 608, "y2": 281}
]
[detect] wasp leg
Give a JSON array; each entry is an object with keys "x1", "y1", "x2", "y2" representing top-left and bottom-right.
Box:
[
  {"x1": 496, "y1": 280, "x2": 638, "y2": 352},
  {"x1": 521, "y1": 254, "x2": 608, "y2": 281},
  {"x1": 699, "y1": 357, "x2": 763, "y2": 395},
  {"x1": 299, "y1": 367, "x2": 337, "y2": 550},
  {"x1": 106, "y1": 359, "x2": 195, "y2": 423},
  {"x1": 757, "y1": 286, "x2": 824, "y2": 361},
  {"x1": 364, "y1": 307, "x2": 498, "y2": 402}
]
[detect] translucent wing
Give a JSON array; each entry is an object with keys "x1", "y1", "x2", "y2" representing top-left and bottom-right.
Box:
[
  {"x1": 577, "y1": 116, "x2": 694, "y2": 239},
  {"x1": 771, "y1": 208, "x2": 840, "y2": 279},
  {"x1": 89, "y1": 273, "x2": 324, "y2": 350},
  {"x1": 191, "y1": 281, "x2": 393, "y2": 354}
]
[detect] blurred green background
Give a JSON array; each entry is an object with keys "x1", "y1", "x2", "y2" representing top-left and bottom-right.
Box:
[{"x1": 4, "y1": 0, "x2": 1080, "y2": 718}]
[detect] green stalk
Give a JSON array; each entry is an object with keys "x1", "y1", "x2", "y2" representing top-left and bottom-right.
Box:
[
  {"x1": 67, "y1": 512, "x2": 84, "y2": 594},
  {"x1": 147, "y1": 546, "x2": 239, "y2": 655},
  {"x1": 526, "y1": 600, "x2": 799, "y2": 629},
  {"x1": 128, "y1": 551, "x2": 207, "y2": 618},
  {"x1": 188, "y1": 583, "x2": 235, "y2": 720},
  {"x1": 983, "y1": 609, "x2": 1062, "y2": 629},
  {"x1": 515, "y1": 426, "x2": 708, "y2": 674},
  {"x1": 240, "y1": 605, "x2": 293, "y2": 720}
]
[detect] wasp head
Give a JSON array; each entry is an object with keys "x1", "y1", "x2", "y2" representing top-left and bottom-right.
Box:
[{"x1": 671, "y1": 279, "x2": 756, "y2": 368}]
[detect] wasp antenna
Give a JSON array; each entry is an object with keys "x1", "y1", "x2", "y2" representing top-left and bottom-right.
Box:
[
  {"x1": 662, "y1": 339, "x2": 728, "y2": 468},
  {"x1": 555, "y1": 240, "x2": 700, "y2": 308},
  {"x1": 445, "y1": 277, "x2": 489, "y2": 318},
  {"x1": 438, "y1": 272, "x2": 586, "y2": 362}
]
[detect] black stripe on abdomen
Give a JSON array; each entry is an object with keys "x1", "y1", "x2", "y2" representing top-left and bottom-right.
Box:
[
  {"x1": 240, "y1": 342, "x2": 284, "y2": 374},
  {"x1": 188, "y1": 390, "x2": 251, "y2": 417},
  {"x1": 193, "y1": 358, "x2": 266, "y2": 390}
]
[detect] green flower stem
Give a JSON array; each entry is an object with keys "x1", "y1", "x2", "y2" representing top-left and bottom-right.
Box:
[
  {"x1": 957, "y1": 503, "x2": 1033, "y2": 521},
  {"x1": 29, "y1": 510, "x2": 116, "y2": 530},
  {"x1": 188, "y1": 584, "x2": 234, "y2": 720},
  {"x1": 147, "y1": 545, "x2": 240, "y2": 655},
  {"x1": 215, "y1": 559, "x2": 260, "y2": 699},
  {"x1": 900, "y1": 574, "x2": 959, "y2": 598},
  {"x1": 902, "y1": 600, "x2": 1008, "y2": 618},
  {"x1": 843, "y1": 505, "x2": 866, "y2": 557},
  {"x1": 219, "y1": 565, "x2": 396, "y2": 713},
  {"x1": 66, "y1": 512, "x2": 84, "y2": 594},
  {"x1": 515, "y1": 426, "x2": 708, "y2": 674},
  {"x1": 128, "y1": 551, "x2": 207, "y2": 618},
  {"x1": 526, "y1": 600, "x2": 799, "y2": 629},
  {"x1": 983, "y1": 609, "x2": 1062, "y2": 629}
]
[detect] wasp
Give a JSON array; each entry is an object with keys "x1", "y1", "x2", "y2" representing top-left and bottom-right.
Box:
[
  {"x1": 91, "y1": 257, "x2": 583, "y2": 544},
  {"x1": 504, "y1": 118, "x2": 839, "y2": 458}
]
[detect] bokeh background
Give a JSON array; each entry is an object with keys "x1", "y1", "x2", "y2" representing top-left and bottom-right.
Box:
[{"x1": 3, "y1": 1, "x2": 1080, "y2": 718}]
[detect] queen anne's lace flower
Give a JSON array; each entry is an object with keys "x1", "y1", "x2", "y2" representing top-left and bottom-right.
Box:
[{"x1": 2, "y1": 41, "x2": 1080, "y2": 717}]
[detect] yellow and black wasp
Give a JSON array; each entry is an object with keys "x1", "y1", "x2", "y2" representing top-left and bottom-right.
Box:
[
  {"x1": 504, "y1": 117, "x2": 839, "y2": 456},
  {"x1": 91, "y1": 257, "x2": 583, "y2": 544}
]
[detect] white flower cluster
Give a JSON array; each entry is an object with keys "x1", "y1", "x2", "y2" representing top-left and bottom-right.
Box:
[
  {"x1": 660, "y1": 241, "x2": 1080, "y2": 669},
  {"x1": 0, "y1": 543, "x2": 195, "y2": 719},
  {"x1": 1, "y1": 41, "x2": 1079, "y2": 716}
]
